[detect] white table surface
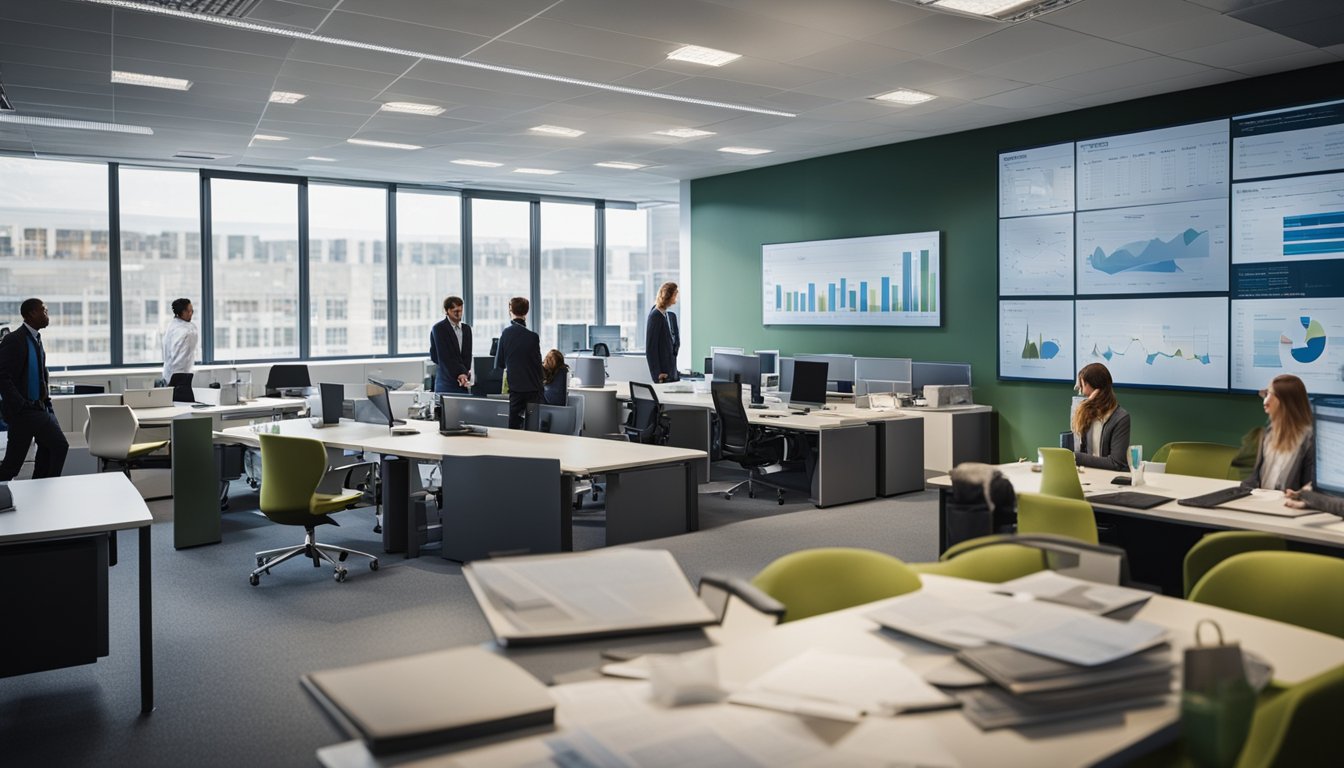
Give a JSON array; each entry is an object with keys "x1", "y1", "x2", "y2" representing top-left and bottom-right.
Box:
[
  {"x1": 606, "y1": 381, "x2": 922, "y2": 432},
  {"x1": 0, "y1": 473, "x2": 152, "y2": 543},
  {"x1": 216, "y1": 417, "x2": 706, "y2": 476},
  {"x1": 132, "y1": 396, "x2": 307, "y2": 425}
]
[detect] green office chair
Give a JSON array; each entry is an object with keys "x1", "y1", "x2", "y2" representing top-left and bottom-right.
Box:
[
  {"x1": 1017, "y1": 491, "x2": 1098, "y2": 544},
  {"x1": 1234, "y1": 662, "x2": 1344, "y2": 768},
  {"x1": 1038, "y1": 446, "x2": 1085, "y2": 500},
  {"x1": 912, "y1": 541, "x2": 1044, "y2": 582},
  {"x1": 1188, "y1": 551, "x2": 1344, "y2": 639},
  {"x1": 751, "y1": 548, "x2": 922, "y2": 623},
  {"x1": 1182, "y1": 531, "x2": 1286, "y2": 597},
  {"x1": 1161, "y1": 442, "x2": 1241, "y2": 480},
  {"x1": 249, "y1": 433, "x2": 379, "y2": 586}
]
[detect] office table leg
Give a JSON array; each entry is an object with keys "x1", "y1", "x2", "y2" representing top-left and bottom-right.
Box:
[
  {"x1": 139, "y1": 524, "x2": 154, "y2": 714},
  {"x1": 937, "y1": 488, "x2": 950, "y2": 554},
  {"x1": 605, "y1": 463, "x2": 693, "y2": 545},
  {"x1": 684, "y1": 460, "x2": 699, "y2": 533}
]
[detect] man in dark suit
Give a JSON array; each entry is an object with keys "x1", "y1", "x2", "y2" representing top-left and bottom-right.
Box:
[
  {"x1": 430, "y1": 295, "x2": 472, "y2": 394},
  {"x1": 494, "y1": 296, "x2": 543, "y2": 430},
  {"x1": 0, "y1": 298, "x2": 69, "y2": 480},
  {"x1": 645, "y1": 281, "x2": 680, "y2": 382}
]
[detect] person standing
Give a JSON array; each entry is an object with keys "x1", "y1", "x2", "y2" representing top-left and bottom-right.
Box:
[
  {"x1": 162, "y1": 297, "x2": 199, "y2": 403},
  {"x1": 430, "y1": 295, "x2": 472, "y2": 394},
  {"x1": 494, "y1": 297, "x2": 543, "y2": 429},
  {"x1": 0, "y1": 298, "x2": 68, "y2": 480},
  {"x1": 645, "y1": 281, "x2": 680, "y2": 382}
]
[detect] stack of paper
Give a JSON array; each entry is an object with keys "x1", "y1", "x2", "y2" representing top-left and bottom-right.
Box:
[{"x1": 993, "y1": 571, "x2": 1153, "y2": 615}]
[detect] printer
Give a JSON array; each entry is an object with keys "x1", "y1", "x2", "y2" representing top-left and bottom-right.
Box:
[{"x1": 923, "y1": 384, "x2": 973, "y2": 407}]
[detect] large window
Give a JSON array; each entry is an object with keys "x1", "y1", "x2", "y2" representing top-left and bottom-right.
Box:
[
  {"x1": 0, "y1": 157, "x2": 111, "y2": 367},
  {"x1": 309, "y1": 183, "x2": 387, "y2": 357},
  {"x1": 539, "y1": 201, "x2": 596, "y2": 352},
  {"x1": 119, "y1": 167, "x2": 202, "y2": 365},
  {"x1": 471, "y1": 198, "x2": 531, "y2": 343},
  {"x1": 395, "y1": 190, "x2": 461, "y2": 355},
  {"x1": 606, "y1": 206, "x2": 680, "y2": 352},
  {"x1": 209, "y1": 178, "x2": 300, "y2": 360}
]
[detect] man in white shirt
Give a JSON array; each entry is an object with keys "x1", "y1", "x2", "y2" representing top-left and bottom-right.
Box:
[{"x1": 162, "y1": 297, "x2": 199, "y2": 403}]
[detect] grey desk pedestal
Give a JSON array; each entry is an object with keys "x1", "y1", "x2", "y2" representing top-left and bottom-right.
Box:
[
  {"x1": 875, "y1": 417, "x2": 924, "y2": 496},
  {"x1": 812, "y1": 424, "x2": 877, "y2": 507},
  {"x1": 605, "y1": 461, "x2": 698, "y2": 544},
  {"x1": 663, "y1": 407, "x2": 711, "y2": 483}
]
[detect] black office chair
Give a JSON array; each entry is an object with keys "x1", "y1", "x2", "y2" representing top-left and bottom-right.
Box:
[
  {"x1": 591, "y1": 342, "x2": 610, "y2": 357},
  {"x1": 265, "y1": 364, "x2": 311, "y2": 396},
  {"x1": 624, "y1": 382, "x2": 670, "y2": 445},
  {"x1": 710, "y1": 381, "x2": 789, "y2": 505}
]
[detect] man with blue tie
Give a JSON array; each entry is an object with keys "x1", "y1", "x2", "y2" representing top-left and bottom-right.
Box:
[{"x1": 0, "y1": 298, "x2": 69, "y2": 480}]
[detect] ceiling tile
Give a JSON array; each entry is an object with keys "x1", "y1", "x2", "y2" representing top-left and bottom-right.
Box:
[
  {"x1": 1174, "y1": 31, "x2": 1317, "y2": 68},
  {"x1": 246, "y1": 0, "x2": 333, "y2": 32},
  {"x1": 0, "y1": 0, "x2": 109, "y2": 32},
  {"x1": 925, "y1": 21, "x2": 1093, "y2": 72},
  {"x1": 1227, "y1": 48, "x2": 1340, "y2": 75},
  {"x1": 111, "y1": 8, "x2": 296, "y2": 57},
  {"x1": 988, "y1": 40, "x2": 1153, "y2": 84},
  {"x1": 1046, "y1": 55, "x2": 1213, "y2": 93},
  {"x1": 283, "y1": 40, "x2": 412, "y2": 75},
  {"x1": 499, "y1": 18, "x2": 672, "y2": 69},
  {"x1": 784, "y1": 42, "x2": 916, "y2": 77},
  {"x1": 314, "y1": 11, "x2": 489, "y2": 58},
  {"x1": 1115, "y1": 13, "x2": 1266, "y2": 55},
  {"x1": 465, "y1": 41, "x2": 647, "y2": 83},
  {"x1": 1043, "y1": 0, "x2": 1215, "y2": 37},
  {"x1": 0, "y1": 20, "x2": 110, "y2": 56},
  {"x1": 861, "y1": 12, "x2": 1000, "y2": 57}
]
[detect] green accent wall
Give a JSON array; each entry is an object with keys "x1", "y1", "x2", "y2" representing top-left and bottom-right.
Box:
[{"x1": 690, "y1": 62, "x2": 1344, "y2": 463}]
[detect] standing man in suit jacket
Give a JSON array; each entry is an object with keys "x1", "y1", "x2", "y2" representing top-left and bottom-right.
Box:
[
  {"x1": 645, "y1": 281, "x2": 680, "y2": 382},
  {"x1": 494, "y1": 296, "x2": 543, "y2": 430},
  {"x1": 0, "y1": 298, "x2": 68, "y2": 480},
  {"x1": 430, "y1": 295, "x2": 472, "y2": 394}
]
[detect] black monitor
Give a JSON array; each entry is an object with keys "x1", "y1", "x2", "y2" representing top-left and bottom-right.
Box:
[
  {"x1": 489, "y1": 337, "x2": 500, "y2": 356},
  {"x1": 265, "y1": 364, "x2": 311, "y2": 396},
  {"x1": 319, "y1": 382, "x2": 343, "y2": 425},
  {"x1": 472, "y1": 356, "x2": 503, "y2": 396},
  {"x1": 911, "y1": 361, "x2": 972, "y2": 394},
  {"x1": 589, "y1": 324, "x2": 620, "y2": 352},
  {"x1": 704, "y1": 357, "x2": 713, "y2": 376},
  {"x1": 1313, "y1": 397, "x2": 1344, "y2": 501},
  {"x1": 713, "y1": 352, "x2": 762, "y2": 405},
  {"x1": 789, "y1": 360, "x2": 828, "y2": 409},
  {"x1": 365, "y1": 377, "x2": 406, "y2": 432}
]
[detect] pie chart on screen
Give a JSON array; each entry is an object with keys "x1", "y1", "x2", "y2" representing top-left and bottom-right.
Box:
[{"x1": 1289, "y1": 317, "x2": 1326, "y2": 364}]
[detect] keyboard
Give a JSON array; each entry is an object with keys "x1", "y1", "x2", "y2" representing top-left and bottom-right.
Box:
[
  {"x1": 1088, "y1": 491, "x2": 1171, "y2": 509},
  {"x1": 1178, "y1": 486, "x2": 1253, "y2": 509}
]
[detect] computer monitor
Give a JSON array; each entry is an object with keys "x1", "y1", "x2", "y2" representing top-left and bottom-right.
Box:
[
  {"x1": 319, "y1": 382, "x2": 343, "y2": 425},
  {"x1": 573, "y1": 356, "x2": 606, "y2": 387},
  {"x1": 441, "y1": 393, "x2": 509, "y2": 429},
  {"x1": 589, "y1": 324, "x2": 620, "y2": 353},
  {"x1": 472, "y1": 356, "x2": 503, "y2": 396},
  {"x1": 1313, "y1": 397, "x2": 1344, "y2": 500},
  {"x1": 713, "y1": 352, "x2": 762, "y2": 405},
  {"x1": 911, "y1": 361, "x2": 972, "y2": 394},
  {"x1": 557, "y1": 323, "x2": 587, "y2": 353},
  {"x1": 265, "y1": 364, "x2": 311, "y2": 396},
  {"x1": 755, "y1": 350, "x2": 780, "y2": 375},
  {"x1": 489, "y1": 337, "x2": 500, "y2": 356},
  {"x1": 365, "y1": 377, "x2": 408, "y2": 433},
  {"x1": 778, "y1": 357, "x2": 794, "y2": 393},
  {"x1": 795, "y1": 354, "x2": 856, "y2": 392},
  {"x1": 703, "y1": 357, "x2": 714, "y2": 376},
  {"x1": 789, "y1": 360, "x2": 828, "y2": 409}
]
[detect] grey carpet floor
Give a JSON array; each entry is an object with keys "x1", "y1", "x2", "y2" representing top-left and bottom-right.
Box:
[{"x1": 0, "y1": 467, "x2": 939, "y2": 767}]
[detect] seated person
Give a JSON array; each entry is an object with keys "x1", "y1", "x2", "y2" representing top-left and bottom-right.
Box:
[
  {"x1": 1242, "y1": 374, "x2": 1314, "y2": 491},
  {"x1": 1070, "y1": 362, "x2": 1130, "y2": 471},
  {"x1": 542, "y1": 349, "x2": 569, "y2": 407}
]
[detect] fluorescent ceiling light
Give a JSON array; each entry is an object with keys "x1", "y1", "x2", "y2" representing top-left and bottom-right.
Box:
[
  {"x1": 347, "y1": 138, "x2": 422, "y2": 150},
  {"x1": 513, "y1": 168, "x2": 560, "y2": 175},
  {"x1": 251, "y1": 134, "x2": 288, "y2": 142},
  {"x1": 81, "y1": 1, "x2": 796, "y2": 118},
  {"x1": 269, "y1": 91, "x2": 306, "y2": 104},
  {"x1": 306, "y1": 156, "x2": 337, "y2": 162},
  {"x1": 452, "y1": 159, "x2": 503, "y2": 167},
  {"x1": 0, "y1": 113, "x2": 153, "y2": 134},
  {"x1": 908, "y1": 0, "x2": 1081, "y2": 23},
  {"x1": 873, "y1": 88, "x2": 937, "y2": 105},
  {"x1": 381, "y1": 101, "x2": 446, "y2": 116},
  {"x1": 654, "y1": 128, "x2": 716, "y2": 139},
  {"x1": 530, "y1": 124, "x2": 585, "y2": 137},
  {"x1": 666, "y1": 45, "x2": 742, "y2": 67},
  {"x1": 595, "y1": 161, "x2": 647, "y2": 170},
  {"x1": 111, "y1": 69, "x2": 192, "y2": 90},
  {"x1": 718, "y1": 146, "x2": 772, "y2": 155}
]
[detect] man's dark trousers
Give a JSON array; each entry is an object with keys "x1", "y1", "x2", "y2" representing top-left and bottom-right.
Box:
[
  {"x1": 0, "y1": 405, "x2": 68, "y2": 480},
  {"x1": 507, "y1": 390, "x2": 540, "y2": 430}
]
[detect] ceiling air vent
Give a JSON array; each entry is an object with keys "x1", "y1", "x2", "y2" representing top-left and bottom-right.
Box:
[
  {"x1": 172, "y1": 151, "x2": 229, "y2": 161},
  {"x1": 236, "y1": 163, "x2": 298, "y2": 172},
  {"x1": 131, "y1": 1, "x2": 262, "y2": 17}
]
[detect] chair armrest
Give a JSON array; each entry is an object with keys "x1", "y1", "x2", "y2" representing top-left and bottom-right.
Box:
[
  {"x1": 698, "y1": 572, "x2": 786, "y2": 624},
  {"x1": 944, "y1": 533, "x2": 1135, "y2": 587}
]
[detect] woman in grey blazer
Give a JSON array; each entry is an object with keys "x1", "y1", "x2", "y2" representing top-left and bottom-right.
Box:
[
  {"x1": 1243, "y1": 374, "x2": 1314, "y2": 491},
  {"x1": 1071, "y1": 363, "x2": 1130, "y2": 471}
]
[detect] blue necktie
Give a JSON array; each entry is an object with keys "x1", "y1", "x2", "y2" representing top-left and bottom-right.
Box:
[{"x1": 27, "y1": 334, "x2": 42, "y2": 401}]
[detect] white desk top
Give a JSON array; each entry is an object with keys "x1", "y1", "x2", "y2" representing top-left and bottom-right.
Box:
[
  {"x1": 930, "y1": 462, "x2": 1344, "y2": 548},
  {"x1": 216, "y1": 417, "x2": 706, "y2": 476},
  {"x1": 317, "y1": 574, "x2": 1344, "y2": 768},
  {"x1": 133, "y1": 396, "x2": 307, "y2": 425},
  {"x1": 606, "y1": 381, "x2": 922, "y2": 432},
  {"x1": 0, "y1": 474, "x2": 153, "y2": 543}
]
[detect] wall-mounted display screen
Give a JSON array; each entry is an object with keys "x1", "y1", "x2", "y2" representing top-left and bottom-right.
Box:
[
  {"x1": 1077, "y1": 297, "x2": 1229, "y2": 391},
  {"x1": 999, "y1": 213, "x2": 1073, "y2": 296},
  {"x1": 762, "y1": 232, "x2": 940, "y2": 327},
  {"x1": 999, "y1": 142, "x2": 1074, "y2": 217},
  {"x1": 999, "y1": 300, "x2": 1075, "y2": 382}
]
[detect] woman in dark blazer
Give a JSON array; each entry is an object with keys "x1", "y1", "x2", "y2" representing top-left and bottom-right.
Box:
[
  {"x1": 644, "y1": 281, "x2": 680, "y2": 382},
  {"x1": 542, "y1": 349, "x2": 569, "y2": 406},
  {"x1": 1071, "y1": 362, "x2": 1130, "y2": 471},
  {"x1": 1243, "y1": 374, "x2": 1314, "y2": 491}
]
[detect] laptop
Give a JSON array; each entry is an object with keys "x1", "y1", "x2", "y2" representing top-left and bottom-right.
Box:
[{"x1": 124, "y1": 387, "x2": 174, "y2": 409}]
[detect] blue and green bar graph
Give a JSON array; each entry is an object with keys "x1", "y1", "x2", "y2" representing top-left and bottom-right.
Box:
[{"x1": 773, "y1": 250, "x2": 936, "y2": 314}]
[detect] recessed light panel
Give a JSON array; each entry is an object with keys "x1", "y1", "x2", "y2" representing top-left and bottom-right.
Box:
[
  {"x1": 111, "y1": 70, "x2": 192, "y2": 91},
  {"x1": 381, "y1": 102, "x2": 446, "y2": 116},
  {"x1": 0, "y1": 113, "x2": 153, "y2": 134},
  {"x1": 347, "y1": 138, "x2": 422, "y2": 150},
  {"x1": 452, "y1": 159, "x2": 504, "y2": 167},
  {"x1": 269, "y1": 91, "x2": 306, "y2": 104},
  {"x1": 654, "y1": 128, "x2": 716, "y2": 139},
  {"x1": 251, "y1": 134, "x2": 288, "y2": 142},
  {"x1": 513, "y1": 168, "x2": 560, "y2": 175},
  {"x1": 666, "y1": 45, "x2": 742, "y2": 67},
  {"x1": 307, "y1": 156, "x2": 337, "y2": 162},
  {"x1": 873, "y1": 88, "x2": 937, "y2": 105},
  {"x1": 718, "y1": 146, "x2": 772, "y2": 155},
  {"x1": 595, "y1": 161, "x2": 648, "y2": 170},
  {"x1": 530, "y1": 124, "x2": 585, "y2": 137}
]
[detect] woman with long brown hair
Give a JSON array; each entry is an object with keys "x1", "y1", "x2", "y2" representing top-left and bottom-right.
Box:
[
  {"x1": 1243, "y1": 373, "x2": 1314, "y2": 490},
  {"x1": 1071, "y1": 362, "x2": 1130, "y2": 471},
  {"x1": 541, "y1": 348, "x2": 569, "y2": 406},
  {"x1": 645, "y1": 281, "x2": 680, "y2": 382}
]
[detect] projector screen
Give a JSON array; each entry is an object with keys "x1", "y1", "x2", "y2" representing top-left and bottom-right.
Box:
[
  {"x1": 998, "y1": 99, "x2": 1344, "y2": 395},
  {"x1": 762, "y1": 232, "x2": 941, "y2": 327}
]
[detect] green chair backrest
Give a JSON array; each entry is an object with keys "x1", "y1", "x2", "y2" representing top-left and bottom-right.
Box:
[
  {"x1": 1038, "y1": 446, "x2": 1084, "y2": 500},
  {"x1": 1236, "y1": 662, "x2": 1344, "y2": 768},
  {"x1": 258, "y1": 433, "x2": 329, "y2": 520},
  {"x1": 912, "y1": 540, "x2": 1045, "y2": 583},
  {"x1": 1164, "y1": 442, "x2": 1241, "y2": 480},
  {"x1": 751, "y1": 548, "x2": 921, "y2": 623},
  {"x1": 1188, "y1": 551, "x2": 1344, "y2": 639},
  {"x1": 1182, "y1": 531, "x2": 1286, "y2": 598},
  {"x1": 1017, "y1": 491, "x2": 1098, "y2": 545}
]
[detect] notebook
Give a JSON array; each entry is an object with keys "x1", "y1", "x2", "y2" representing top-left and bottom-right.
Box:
[
  {"x1": 301, "y1": 646, "x2": 555, "y2": 756},
  {"x1": 1086, "y1": 491, "x2": 1171, "y2": 509}
]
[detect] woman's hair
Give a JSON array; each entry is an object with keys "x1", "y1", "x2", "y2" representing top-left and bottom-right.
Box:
[
  {"x1": 1267, "y1": 374, "x2": 1312, "y2": 452},
  {"x1": 542, "y1": 348, "x2": 565, "y2": 385},
  {"x1": 1071, "y1": 362, "x2": 1118, "y2": 437},
  {"x1": 655, "y1": 282, "x2": 678, "y2": 310}
]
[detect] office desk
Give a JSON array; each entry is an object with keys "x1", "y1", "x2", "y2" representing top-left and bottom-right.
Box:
[
  {"x1": 0, "y1": 474, "x2": 154, "y2": 713},
  {"x1": 894, "y1": 403, "x2": 993, "y2": 471},
  {"x1": 216, "y1": 419, "x2": 706, "y2": 552},
  {"x1": 133, "y1": 396, "x2": 307, "y2": 428},
  {"x1": 315, "y1": 574, "x2": 1344, "y2": 768},
  {"x1": 929, "y1": 463, "x2": 1344, "y2": 593}
]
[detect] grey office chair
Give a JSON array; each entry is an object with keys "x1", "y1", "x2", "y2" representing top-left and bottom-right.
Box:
[
  {"x1": 592, "y1": 342, "x2": 610, "y2": 357},
  {"x1": 537, "y1": 404, "x2": 579, "y2": 435},
  {"x1": 84, "y1": 405, "x2": 171, "y2": 477},
  {"x1": 624, "y1": 382, "x2": 670, "y2": 444},
  {"x1": 565, "y1": 393, "x2": 586, "y2": 436}
]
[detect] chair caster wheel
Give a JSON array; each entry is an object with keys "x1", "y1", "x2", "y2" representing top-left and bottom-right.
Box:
[
  {"x1": 369, "y1": 560, "x2": 379, "y2": 571},
  {"x1": 724, "y1": 493, "x2": 733, "y2": 500},
  {"x1": 249, "y1": 574, "x2": 260, "y2": 586},
  {"x1": 373, "y1": 524, "x2": 382, "y2": 534},
  {"x1": 256, "y1": 556, "x2": 266, "y2": 567},
  {"x1": 334, "y1": 568, "x2": 348, "y2": 583},
  {"x1": 748, "y1": 490, "x2": 755, "y2": 498},
  {"x1": 777, "y1": 497, "x2": 785, "y2": 506},
  {"x1": 338, "y1": 551, "x2": 349, "y2": 562}
]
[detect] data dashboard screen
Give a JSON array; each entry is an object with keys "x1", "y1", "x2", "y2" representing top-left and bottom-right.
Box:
[{"x1": 999, "y1": 142, "x2": 1074, "y2": 217}]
